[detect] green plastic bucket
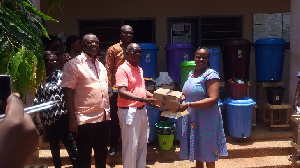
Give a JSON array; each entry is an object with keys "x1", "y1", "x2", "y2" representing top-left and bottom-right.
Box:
[
  {"x1": 157, "y1": 134, "x2": 174, "y2": 150},
  {"x1": 155, "y1": 121, "x2": 176, "y2": 151},
  {"x1": 180, "y1": 61, "x2": 196, "y2": 86}
]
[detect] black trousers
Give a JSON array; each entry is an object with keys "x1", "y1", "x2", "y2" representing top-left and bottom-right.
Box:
[
  {"x1": 108, "y1": 92, "x2": 121, "y2": 148},
  {"x1": 76, "y1": 121, "x2": 109, "y2": 168},
  {"x1": 45, "y1": 114, "x2": 77, "y2": 168}
]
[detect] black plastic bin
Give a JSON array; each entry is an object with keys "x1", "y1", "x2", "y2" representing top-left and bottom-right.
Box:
[{"x1": 266, "y1": 87, "x2": 285, "y2": 105}]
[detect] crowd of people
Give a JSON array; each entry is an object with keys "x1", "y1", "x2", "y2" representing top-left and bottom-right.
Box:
[{"x1": 0, "y1": 25, "x2": 228, "y2": 168}]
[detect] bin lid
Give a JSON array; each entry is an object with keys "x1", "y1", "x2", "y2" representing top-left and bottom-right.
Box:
[
  {"x1": 224, "y1": 97, "x2": 256, "y2": 106},
  {"x1": 221, "y1": 39, "x2": 251, "y2": 46},
  {"x1": 218, "y1": 99, "x2": 223, "y2": 106},
  {"x1": 180, "y1": 61, "x2": 196, "y2": 67},
  {"x1": 155, "y1": 121, "x2": 176, "y2": 129},
  {"x1": 165, "y1": 42, "x2": 194, "y2": 50},
  {"x1": 254, "y1": 38, "x2": 286, "y2": 45},
  {"x1": 138, "y1": 43, "x2": 159, "y2": 50}
]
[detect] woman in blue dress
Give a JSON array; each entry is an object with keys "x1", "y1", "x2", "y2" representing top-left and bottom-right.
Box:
[{"x1": 178, "y1": 47, "x2": 227, "y2": 168}]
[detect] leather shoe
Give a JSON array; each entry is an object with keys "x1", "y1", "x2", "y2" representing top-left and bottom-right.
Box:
[{"x1": 108, "y1": 147, "x2": 116, "y2": 156}]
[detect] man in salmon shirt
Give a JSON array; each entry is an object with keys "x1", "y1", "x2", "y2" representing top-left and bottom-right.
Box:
[
  {"x1": 115, "y1": 43, "x2": 158, "y2": 168},
  {"x1": 62, "y1": 33, "x2": 110, "y2": 168}
]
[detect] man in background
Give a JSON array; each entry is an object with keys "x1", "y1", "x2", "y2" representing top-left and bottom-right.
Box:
[{"x1": 105, "y1": 25, "x2": 133, "y2": 156}]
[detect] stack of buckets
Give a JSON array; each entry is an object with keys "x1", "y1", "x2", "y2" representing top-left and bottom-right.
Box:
[{"x1": 221, "y1": 39, "x2": 256, "y2": 138}]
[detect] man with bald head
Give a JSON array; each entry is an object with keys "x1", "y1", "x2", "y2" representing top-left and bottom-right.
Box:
[
  {"x1": 105, "y1": 25, "x2": 133, "y2": 156},
  {"x1": 115, "y1": 43, "x2": 158, "y2": 168},
  {"x1": 62, "y1": 33, "x2": 110, "y2": 167}
]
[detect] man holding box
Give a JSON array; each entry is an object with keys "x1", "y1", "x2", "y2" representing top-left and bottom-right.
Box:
[{"x1": 115, "y1": 43, "x2": 157, "y2": 168}]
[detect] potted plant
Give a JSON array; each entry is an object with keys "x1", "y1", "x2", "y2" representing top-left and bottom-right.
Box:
[{"x1": 228, "y1": 77, "x2": 250, "y2": 100}]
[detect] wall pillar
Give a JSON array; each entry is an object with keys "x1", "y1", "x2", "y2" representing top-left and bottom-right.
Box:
[{"x1": 289, "y1": 0, "x2": 300, "y2": 103}]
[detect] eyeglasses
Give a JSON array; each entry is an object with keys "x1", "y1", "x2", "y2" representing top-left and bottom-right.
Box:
[
  {"x1": 47, "y1": 60, "x2": 57, "y2": 63},
  {"x1": 86, "y1": 41, "x2": 99, "y2": 45},
  {"x1": 121, "y1": 32, "x2": 133, "y2": 36},
  {"x1": 131, "y1": 50, "x2": 143, "y2": 54}
]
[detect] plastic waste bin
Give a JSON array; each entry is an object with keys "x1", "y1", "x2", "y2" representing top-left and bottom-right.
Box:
[
  {"x1": 165, "y1": 43, "x2": 194, "y2": 84},
  {"x1": 167, "y1": 118, "x2": 182, "y2": 141},
  {"x1": 266, "y1": 87, "x2": 285, "y2": 105},
  {"x1": 224, "y1": 97, "x2": 256, "y2": 138},
  {"x1": 221, "y1": 39, "x2": 251, "y2": 82},
  {"x1": 146, "y1": 105, "x2": 160, "y2": 142},
  {"x1": 229, "y1": 82, "x2": 248, "y2": 100},
  {"x1": 138, "y1": 43, "x2": 159, "y2": 80},
  {"x1": 155, "y1": 121, "x2": 176, "y2": 150},
  {"x1": 218, "y1": 99, "x2": 223, "y2": 108},
  {"x1": 179, "y1": 61, "x2": 196, "y2": 86},
  {"x1": 208, "y1": 48, "x2": 221, "y2": 74},
  {"x1": 254, "y1": 38, "x2": 286, "y2": 81}
]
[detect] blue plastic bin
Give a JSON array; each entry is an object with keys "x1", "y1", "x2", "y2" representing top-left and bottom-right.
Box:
[
  {"x1": 138, "y1": 43, "x2": 159, "y2": 80},
  {"x1": 208, "y1": 48, "x2": 221, "y2": 74},
  {"x1": 146, "y1": 105, "x2": 160, "y2": 141},
  {"x1": 165, "y1": 43, "x2": 194, "y2": 84},
  {"x1": 218, "y1": 99, "x2": 223, "y2": 108},
  {"x1": 168, "y1": 117, "x2": 183, "y2": 141},
  {"x1": 254, "y1": 38, "x2": 286, "y2": 81},
  {"x1": 224, "y1": 97, "x2": 256, "y2": 138}
]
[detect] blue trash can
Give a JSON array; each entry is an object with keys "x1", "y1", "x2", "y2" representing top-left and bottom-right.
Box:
[
  {"x1": 146, "y1": 105, "x2": 160, "y2": 141},
  {"x1": 224, "y1": 97, "x2": 256, "y2": 138},
  {"x1": 218, "y1": 99, "x2": 223, "y2": 108},
  {"x1": 165, "y1": 43, "x2": 194, "y2": 84},
  {"x1": 168, "y1": 117, "x2": 182, "y2": 141},
  {"x1": 208, "y1": 48, "x2": 221, "y2": 74},
  {"x1": 138, "y1": 43, "x2": 159, "y2": 80},
  {"x1": 254, "y1": 38, "x2": 286, "y2": 81}
]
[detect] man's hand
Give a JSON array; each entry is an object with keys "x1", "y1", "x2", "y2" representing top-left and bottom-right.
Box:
[{"x1": 0, "y1": 93, "x2": 39, "y2": 167}]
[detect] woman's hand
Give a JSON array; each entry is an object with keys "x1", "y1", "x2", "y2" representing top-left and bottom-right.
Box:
[{"x1": 178, "y1": 102, "x2": 189, "y2": 112}]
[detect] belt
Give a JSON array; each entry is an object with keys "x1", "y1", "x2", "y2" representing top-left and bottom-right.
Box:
[{"x1": 119, "y1": 105, "x2": 145, "y2": 110}]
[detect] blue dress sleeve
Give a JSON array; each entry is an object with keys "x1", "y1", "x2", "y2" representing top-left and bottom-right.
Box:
[{"x1": 205, "y1": 69, "x2": 220, "y2": 80}]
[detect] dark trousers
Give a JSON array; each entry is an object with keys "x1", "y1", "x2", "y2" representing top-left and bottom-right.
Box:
[
  {"x1": 45, "y1": 114, "x2": 77, "y2": 168},
  {"x1": 76, "y1": 121, "x2": 109, "y2": 168},
  {"x1": 109, "y1": 92, "x2": 121, "y2": 148}
]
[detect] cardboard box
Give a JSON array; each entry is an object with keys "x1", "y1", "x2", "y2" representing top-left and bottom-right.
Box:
[{"x1": 153, "y1": 88, "x2": 182, "y2": 111}]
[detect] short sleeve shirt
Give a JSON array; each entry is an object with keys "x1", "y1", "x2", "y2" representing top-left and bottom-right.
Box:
[
  {"x1": 115, "y1": 61, "x2": 146, "y2": 107},
  {"x1": 61, "y1": 53, "x2": 110, "y2": 125}
]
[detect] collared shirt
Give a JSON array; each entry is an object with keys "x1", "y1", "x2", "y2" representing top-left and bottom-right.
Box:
[
  {"x1": 61, "y1": 52, "x2": 110, "y2": 125},
  {"x1": 34, "y1": 70, "x2": 66, "y2": 126},
  {"x1": 115, "y1": 61, "x2": 146, "y2": 107},
  {"x1": 105, "y1": 41, "x2": 126, "y2": 88}
]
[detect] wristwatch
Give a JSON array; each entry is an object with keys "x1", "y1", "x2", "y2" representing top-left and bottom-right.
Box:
[{"x1": 139, "y1": 97, "x2": 144, "y2": 103}]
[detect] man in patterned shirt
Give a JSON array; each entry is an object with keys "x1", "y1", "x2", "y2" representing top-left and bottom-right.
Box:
[
  {"x1": 62, "y1": 34, "x2": 110, "y2": 168},
  {"x1": 105, "y1": 25, "x2": 133, "y2": 156}
]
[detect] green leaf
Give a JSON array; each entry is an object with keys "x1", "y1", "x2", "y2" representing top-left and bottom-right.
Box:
[
  {"x1": 8, "y1": 47, "x2": 24, "y2": 79},
  {"x1": 23, "y1": 1, "x2": 58, "y2": 22}
]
